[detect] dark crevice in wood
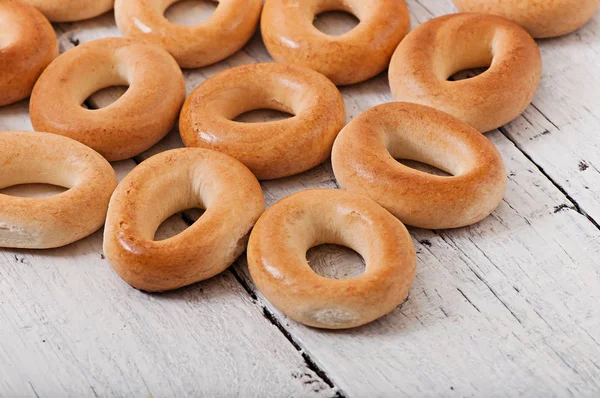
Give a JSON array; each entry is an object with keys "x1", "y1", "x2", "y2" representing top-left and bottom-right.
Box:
[
  {"x1": 529, "y1": 103, "x2": 560, "y2": 130},
  {"x1": 173, "y1": 211, "x2": 345, "y2": 396},
  {"x1": 437, "y1": 232, "x2": 523, "y2": 324},
  {"x1": 232, "y1": 268, "x2": 345, "y2": 396},
  {"x1": 456, "y1": 288, "x2": 481, "y2": 313},
  {"x1": 67, "y1": 36, "x2": 80, "y2": 47},
  {"x1": 499, "y1": 127, "x2": 600, "y2": 231},
  {"x1": 229, "y1": 267, "x2": 257, "y2": 301}
]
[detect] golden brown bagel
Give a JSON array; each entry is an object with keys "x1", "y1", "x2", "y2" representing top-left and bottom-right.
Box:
[
  {"x1": 179, "y1": 63, "x2": 346, "y2": 180},
  {"x1": 261, "y1": 0, "x2": 410, "y2": 85},
  {"x1": 30, "y1": 37, "x2": 185, "y2": 161},
  {"x1": 0, "y1": 131, "x2": 117, "y2": 249},
  {"x1": 115, "y1": 0, "x2": 263, "y2": 68},
  {"x1": 0, "y1": 0, "x2": 57, "y2": 107},
  {"x1": 248, "y1": 189, "x2": 416, "y2": 329},
  {"x1": 331, "y1": 103, "x2": 507, "y2": 229},
  {"x1": 389, "y1": 13, "x2": 542, "y2": 133},
  {"x1": 21, "y1": 0, "x2": 113, "y2": 22},
  {"x1": 104, "y1": 148, "x2": 265, "y2": 292},
  {"x1": 453, "y1": 0, "x2": 600, "y2": 38}
]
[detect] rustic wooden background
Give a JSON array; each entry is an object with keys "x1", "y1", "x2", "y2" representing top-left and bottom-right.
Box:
[{"x1": 1, "y1": 0, "x2": 599, "y2": 396}]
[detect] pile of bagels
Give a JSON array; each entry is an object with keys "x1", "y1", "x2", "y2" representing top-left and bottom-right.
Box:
[{"x1": 0, "y1": 0, "x2": 598, "y2": 329}]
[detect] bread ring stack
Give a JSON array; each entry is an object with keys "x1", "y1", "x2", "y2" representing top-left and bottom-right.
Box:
[
  {"x1": 1, "y1": 0, "x2": 573, "y2": 332},
  {"x1": 115, "y1": 0, "x2": 263, "y2": 68},
  {"x1": 247, "y1": 189, "x2": 416, "y2": 329},
  {"x1": 179, "y1": 62, "x2": 345, "y2": 180},
  {"x1": 453, "y1": 0, "x2": 600, "y2": 38},
  {"x1": 0, "y1": 131, "x2": 117, "y2": 249},
  {"x1": 29, "y1": 37, "x2": 185, "y2": 161},
  {"x1": 389, "y1": 13, "x2": 542, "y2": 133},
  {"x1": 261, "y1": 0, "x2": 411, "y2": 85},
  {"x1": 104, "y1": 148, "x2": 264, "y2": 292},
  {"x1": 21, "y1": 0, "x2": 114, "y2": 22},
  {"x1": 332, "y1": 102, "x2": 507, "y2": 229},
  {"x1": 0, "y1": 0, "x2": 57, "y2": 107}
]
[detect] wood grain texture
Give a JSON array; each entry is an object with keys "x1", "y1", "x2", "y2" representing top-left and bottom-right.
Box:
[{"x1": 1, "y1": 0, "x2": 599, "y2": 396}]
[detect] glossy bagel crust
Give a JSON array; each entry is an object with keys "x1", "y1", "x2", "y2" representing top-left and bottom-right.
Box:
[
  {"x1": 0, "y1": 131, "x2": 117, "y2": 249},
  {"x1": 248, "y1": 189, "x2": 416, "y2": 329},
  {"x1": 389, "y1": 13, "x2": 542, "y2": 133},
  {"x1": 30, "y1": 37, "x2": 185, "y2": 161},
  {"x1": 0, "y1": 0, "x2": 57, "y2": 106},
  {"x1": 115, "y1": 0, "x2": 263, "y2": 68},
  {"x1": 261, "y1": 0, "x2": 411, "y2": 85},
  {"x1": 179, "y1": 63, "x2": 346, "y2": 180},
  {"x1": 104, "y1": 148, "x2": 265, "y2": 292},
  {"x1": 453, "y1": 0, "x2": 600, "y2": 38},
  {"x1": 331, "y1": 103, "x2": 507, "y2": 229},
  {"x1": 21, "y1": 0, "x2": 114, "y2": 22}
]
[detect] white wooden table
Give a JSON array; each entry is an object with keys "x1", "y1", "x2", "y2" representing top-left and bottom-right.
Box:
[{"x1": 1, "y1": 1, "x2": 599, "y2": 396}]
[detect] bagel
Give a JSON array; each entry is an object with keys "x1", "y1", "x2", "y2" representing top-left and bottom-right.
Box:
[
  {"x1": 261, "y1": 0, "x2": 410, "y2": 85},
  {"x1": 179, "y1": 62, "x2": 345, "y2": 180},
  {"x1": 0, "y1": 131, "x2": 117, "y2": 249},
  {"x1": 0, "y1": 0, "x2": 57, "y2": 107},
  {"x1": 104, "y1": 148, "x2": 265, "y2": 292},
  {"x1": 389, "y1": 13, "x2": 542, "y2": 133},
  {"x1": 21, "y1": 0, "x2": 114, "y2": 22},
  {"x1": 452, "y1": 0, "x2": 600, "y2": 38},
  {"x1": 30, "y1": 37, "x2": 185, "y2": 161},
  {"x1": 331, "y1": 103, "x2": 507, "y2": 229},
  {"x1": 248, "y1": 189, "x2": 416, "y2": 329},
  {"x1": 115, "y1": 0, "x2": 263, "y2": 68}
]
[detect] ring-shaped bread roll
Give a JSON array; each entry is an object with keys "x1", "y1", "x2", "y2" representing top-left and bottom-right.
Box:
[
  {"x1": 248, "y1": 189, "x2": 416, "y2": 329},
  {"x1": 104, "y1": 148, "x2": 265, "y2": 292},
  {"x1": 389, "y1": 13, "x2": 542, "y2": 133},
  {"x1": 261, "y1": 0, "x2": 411, "y2": 85},
  {"x1": 452, "y1": 0, "x2": 600, "y2": 38},
  {"x1": 0, "y1": 0, "x2": 57, "y2": 107},
  {"x1": 21, "y1": 0, "x2": 114, "y2": 22},
  {"x1": 30, "y1": 38, "x2": 185, "y2": 161},
  {"x1": 0, "y1": 131, "x2": 117, "y2": 249},
  {"x1": 331, "y1": 103, "x2": 507, "y2": 229},
  {"x1": 115, "y1": 0, "x2": 263, "y2": 68},
  {"x1": 179, "y1": 63, "x2": 346, "y2": 180}
]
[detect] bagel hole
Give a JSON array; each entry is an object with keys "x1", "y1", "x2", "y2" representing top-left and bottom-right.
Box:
[
  {"x1": 396, "y1": 159, "x2": 453, "y2": 177},
  {"x1": 233, "y1": 109, "x2": 294, "y2": 123},
  {"x1": 448, "y1": 67, "x2": 489, "y2": 81},
  {"x1": 154, "y1": 208, "x2": 205, "y2": 241},
  {"x1": 307, "y1": 244, "x2": 365, "y2": 279},
  {"x1": 0, "y1": 184, "x2": 68, "y2": 198},
  {"x1": 83, "y1": 86, "x2": 130, "y2": 110},
  {"x1": 165, "y1": 0, "x2": 218, "y2": 25},
  {"x1": 313, "y1": 11, "x2": 359, "y2": 36}
]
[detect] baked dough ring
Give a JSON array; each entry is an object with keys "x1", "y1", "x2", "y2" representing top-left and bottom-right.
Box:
[
  {"x1": 179, "y1": 63, "x2": 346, "y2": 180},
  {"x1": 0, "y1": 0, "x2": 57, "y2": 107},
  {"x1": 331, "y1": 102, "x2": 507, "y2": 229},
  {"x1": 21, "y1": 0, "x2": 114, "y2": 22},
  {"x1": 115, "y1": 0, "x2": 263, "y2": 68},
  {"x1": 261, "y1": 0, "x2": 410, "y2": 85},
  {"x1": 0, "y1": 131, "x2": 117, "y2": 249},
  {"x1": 104, "y1": 148, "x2": 265, "y2": 292},
  {"x1": 30, "y1": 37, "x2": 185, "y2": 161},
  {"x1": 248, "y1": 189, "x2": 416, "y2": 329},
  {"x1": 389, "y1": 13, "x2": 542, "y2": 133},
  {"x1": 452, "y1": 0, "x2": 600, "y2": 38}
]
